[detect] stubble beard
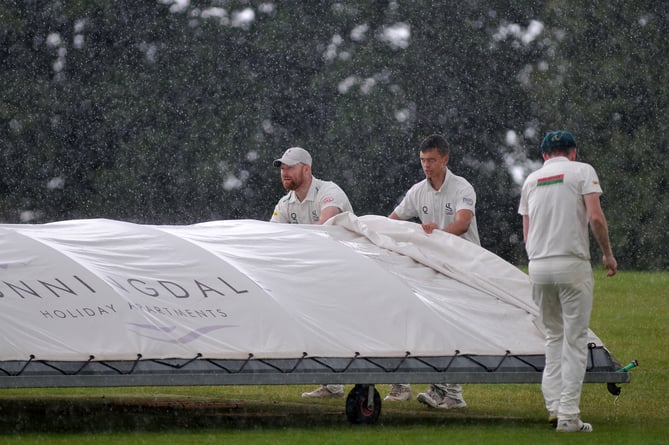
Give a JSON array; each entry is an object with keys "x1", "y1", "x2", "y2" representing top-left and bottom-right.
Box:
[{"x1": 282, "y1": 178, "x2": 299, "y2": 191}]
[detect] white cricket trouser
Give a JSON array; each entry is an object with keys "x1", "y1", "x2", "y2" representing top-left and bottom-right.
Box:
[
  {"x1": 528, "y1": 257, "x2": 594, "y2": 420},
  {"x1": 434, "y1": 383, "x2": 463, "y2": 399}
]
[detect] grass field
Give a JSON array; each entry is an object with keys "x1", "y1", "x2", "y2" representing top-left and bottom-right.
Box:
[{"x1": 0, "y1": 270, "x2": 667, "y2": 445}]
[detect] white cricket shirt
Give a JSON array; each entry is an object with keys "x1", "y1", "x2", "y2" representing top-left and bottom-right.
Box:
[
  {"x1": 518, "y1": 157, "x2": 603, "y2": 261},
  {"x1": 393, "y1": 169, "x2": 480, "y2": 245},
  {"x1": 270, "y1": 177, "x2": 353, "y2": 224}
]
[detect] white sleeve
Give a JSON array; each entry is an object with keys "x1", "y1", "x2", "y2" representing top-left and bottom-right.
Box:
[
  {"x1": 392, "y1": 186, "x2": 418, "y2": 220},
  {"x1": 455, "y1": 183, "x2": 477, "y2": 213},
  {"x1": 316, "y1": 182, "x2": 351, "y2": 213},
  {"x1": 270, "y1": 200, "x2": 288, "y2": 223},
  {"x1": 581, "y1": 164, "x2": 603, "y2": 195}
]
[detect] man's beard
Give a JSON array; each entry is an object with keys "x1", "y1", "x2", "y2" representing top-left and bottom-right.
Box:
[{"x1": 282, "y1": 178, "x2": 299, "y2": 190}]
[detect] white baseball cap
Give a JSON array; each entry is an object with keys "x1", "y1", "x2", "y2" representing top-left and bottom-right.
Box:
[{"x1": 273, "y1": 147, "x2": 312, "y2": 167}]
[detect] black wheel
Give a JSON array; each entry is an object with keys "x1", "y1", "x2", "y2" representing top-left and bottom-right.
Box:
[
  {"x1": 345, "y1": 384, "x2": 382, "y2": 424},
  {"x1": 607, "y1": 382, "x2": 622, "y2": 396}
]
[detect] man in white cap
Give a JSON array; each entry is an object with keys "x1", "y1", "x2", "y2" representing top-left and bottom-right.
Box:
[
  {"x1": 271, "y1": 146, "x2": 354, "y2": 398},
  {"x1": 270, "y1": 147, "x2": 353, "y2": 225}
]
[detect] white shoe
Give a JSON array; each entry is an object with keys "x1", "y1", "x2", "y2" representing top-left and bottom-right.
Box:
[
  {"x1": 556, "y1": 418, "x2": 593, "y2": 432},
  {"x1": 416, "y1": 387, "x2": 442, "y2": 408},
  {"x1": 417, "y1": 386, "x2": 467, "y2": 409},
  {"x1": 437, "y1": 396, "x2": 467, "y2": 409},
  {"x1": 301, "y1": 385, "x2": 344, "y2": 399},
  {"x1": 384, "y1": 384, "x2": 412, "y2": 402}
]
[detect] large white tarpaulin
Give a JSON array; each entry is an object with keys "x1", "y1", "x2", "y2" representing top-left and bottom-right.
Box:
[{"x1": 0, "y1": 213, "x2": 603, "y2": 362}]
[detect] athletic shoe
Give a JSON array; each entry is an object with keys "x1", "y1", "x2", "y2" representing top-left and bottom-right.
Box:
[
  {"x1": 437, "y1": 396, "x2": 467, "y2": 409},
  {"x1": 416, "y1": 387, "x2": 444, "y2": 408},
  {"x1": 556, "y1": 418, "x2": 593, "y2": 433},
  {"x1": 384, "y1": 384, "x2": 412, "y2": 402},
  {"x1": 301, "y1": 385, "x2": 344, "y2": 399}
]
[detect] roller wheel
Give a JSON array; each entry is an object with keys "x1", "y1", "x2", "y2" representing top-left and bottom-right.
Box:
[{"x1": 345, "y1": 384, "x2": 381, "y2": 424}]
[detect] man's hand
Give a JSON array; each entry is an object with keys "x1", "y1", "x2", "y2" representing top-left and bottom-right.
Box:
[
  {"x1": 603, "y1": 254, "x2": 618, "y2": 277},
  {"x1": 421, "y1": 222, "x2": 439, "y2": 234}
]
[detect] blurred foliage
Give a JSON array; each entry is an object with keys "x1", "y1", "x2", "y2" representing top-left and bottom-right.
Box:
[
  {"x1": 0, "y1": 0, "x2": 666, "y2": 269},
  {"x1": 528, "y1": 1, "x2": 669, "y2": 269}
]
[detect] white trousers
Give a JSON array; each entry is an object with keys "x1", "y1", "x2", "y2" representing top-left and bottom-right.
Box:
[{"x1": 529, "y1": 258, "x2": 593, "y2": 420}]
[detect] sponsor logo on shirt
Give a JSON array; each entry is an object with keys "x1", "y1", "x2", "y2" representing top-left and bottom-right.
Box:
[
  {"x1": 322, "y1": 196, "x2": 334, "y2": 204},
  {"x1": 444, "y1": 203, "x2": 453, "y2": 215},
  {"x1": 463, "y1": 197, "x2": 473, "y2": 206},
  {"x1": 537, "y1": 174, "x2": 564, "y2": 187}
]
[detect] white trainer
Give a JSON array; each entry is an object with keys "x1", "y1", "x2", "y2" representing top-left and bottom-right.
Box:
[
  {"x1": 416, "y1": 388, "x2": 442, "y2": 408},
  {"x1": 437, "y1": 396, "x2": 467, "y2": 409},
  {"x1": 301, "y1": 385, "x2": 344, "y2": 399},
  {"x1": 556, "y1": 418, "x2": 593, "y2": 432},
  {"x1": 384, "y1": 384, "x2": 412, "y2": 402},
  {"x1": 417, "y1": 386, "x2": 467, "y2": 409}
]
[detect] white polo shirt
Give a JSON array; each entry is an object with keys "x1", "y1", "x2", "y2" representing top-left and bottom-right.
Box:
[
  {"x1": 518, "y1": 157, "x2": 602, "y2": 261},
  {"x1": 393, "y1": 169, "x2": 480, "y2": 245},
  {"x1": 271, "y1": 177, "x2": 353, "y2": 224}
]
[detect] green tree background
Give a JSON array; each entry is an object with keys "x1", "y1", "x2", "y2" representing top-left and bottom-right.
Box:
[{"x1": 1, "y1": 0, "x2": 666, "y2": 269}]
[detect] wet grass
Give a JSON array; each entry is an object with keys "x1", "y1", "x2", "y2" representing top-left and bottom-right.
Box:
[{"x1": 0, "y1": 269, "x2": 666, "y2": 445}]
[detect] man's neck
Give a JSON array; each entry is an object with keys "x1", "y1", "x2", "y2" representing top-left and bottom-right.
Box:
[
  {"x1": 295, "y1": 175, "x2": 313, "y2": 202},
  {"x1": 429, "y1": 170, "x2": 447, "y2": 191}
]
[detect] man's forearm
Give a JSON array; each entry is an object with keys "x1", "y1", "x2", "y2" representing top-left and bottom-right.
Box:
[{"x1": 590, "y1": 218, "x2": 613, "y2": 257}]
